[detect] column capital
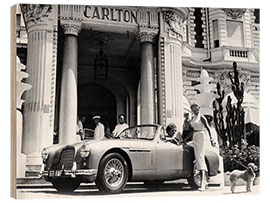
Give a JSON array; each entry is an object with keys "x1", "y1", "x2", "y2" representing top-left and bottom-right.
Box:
[
  {"x1": 59, "y1": 5, "x2": 83, "y2": 36},
  {"x1": 20, "y1": 4, "x2": 53, "y2": 31},
  {"x1": 61, "y1": 20, "x2": 82, "y2": 36},
  {"x1": 138, "y1": 28, "x2": 159, "y2": 43}
]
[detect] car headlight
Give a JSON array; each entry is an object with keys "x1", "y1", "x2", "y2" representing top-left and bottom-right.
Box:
[
  {"x1": 80, "y1": 143, "x2": 91, "y2": 159},
  {"x1": 41, "y1": 148, "x2": 49, "y2": 162}
]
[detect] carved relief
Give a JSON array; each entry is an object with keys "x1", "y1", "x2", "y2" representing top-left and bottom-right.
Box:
[
  {"x1": 21, "y1": 4, "x2": 52, "y2": 26},
  {"x1": 223, "y1": 9, "x2": 246, "y2": 19},
  {"x1": 164, "y1": 11, "x2": 185, "y2": 37},
  {"x1": 240, "y1": 73, "x2": 252, "y2": 88},
  {"x1": 213, "y1": 72, "x2": 231, "y2": 92},
  {"x1": 213, "y1": 71, "x2": 258, "y2": 93}
]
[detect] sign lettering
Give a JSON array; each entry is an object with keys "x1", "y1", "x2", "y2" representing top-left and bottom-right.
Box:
[{"x1": 83, "y1": 6, "x2": 138, "y2": 24}]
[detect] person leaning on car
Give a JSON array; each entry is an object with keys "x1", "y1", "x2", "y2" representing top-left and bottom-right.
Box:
[
  {"x1": 190, "y1": 103, "x2": 215, "y2": 191},
  {"x1": 93, "y1": 115, "x2": 105, "y2": 140}
]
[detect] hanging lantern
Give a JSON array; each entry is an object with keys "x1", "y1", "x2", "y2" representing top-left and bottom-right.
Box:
[{"x1": 94, "y1": 40, "x2": 108, "y2": 80}]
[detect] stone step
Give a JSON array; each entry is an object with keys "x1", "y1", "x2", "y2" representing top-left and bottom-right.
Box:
[{"x1": 16, "y1": 177, "x2": 48, "y2": 185}]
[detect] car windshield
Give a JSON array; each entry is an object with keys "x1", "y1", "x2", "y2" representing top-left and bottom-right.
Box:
[{"x1": 118, "y1": 126, "x2": 157, "y2": 140}]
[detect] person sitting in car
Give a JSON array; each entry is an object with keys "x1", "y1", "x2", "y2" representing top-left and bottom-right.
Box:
[
  {"x1": 112, "y1": 114, "x2": 129, "y2": 138},
  {"x1": 165, "y1": 123, "x2": 181, "y2": 145}
]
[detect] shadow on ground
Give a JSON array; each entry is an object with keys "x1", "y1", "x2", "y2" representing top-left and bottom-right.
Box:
[{"x1": 19, "y1": 182, "x2": 193, "y2": 196}]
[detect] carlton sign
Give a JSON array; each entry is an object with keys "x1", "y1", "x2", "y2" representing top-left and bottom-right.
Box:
[{"x1": 83, "y1": 6, "x2": 138, "y2": 24}]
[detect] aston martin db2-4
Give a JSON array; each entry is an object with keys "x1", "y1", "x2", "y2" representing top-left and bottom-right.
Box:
[{"x1": 41, "y1": 124, "x2": 219, "y2": 193}]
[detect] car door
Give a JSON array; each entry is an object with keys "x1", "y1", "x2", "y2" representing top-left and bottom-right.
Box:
[
  {"x1": 122, "y1": 126, "x2": 157, "y2": 180},
  {"x1": 156, "y1": 128, "x2": 185, "y2": 179}
]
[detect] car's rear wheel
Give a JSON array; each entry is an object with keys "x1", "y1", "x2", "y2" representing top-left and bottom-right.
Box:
[
  {"x1": 95, "y1": 153, "x2": 128, "y2": 193},
  {"x1": 187, "y1": 161, "x2": 209, "y2": 189},
  {"x1": 52, "y1": 180, "x2": 80, "y2": 193}
]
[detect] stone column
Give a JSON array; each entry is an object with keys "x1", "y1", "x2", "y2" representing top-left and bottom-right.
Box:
[
  {"x1": 58, "y1": 5, "x2": 82, "y2": 144},
  {"x1": 158, "y1": 8, "x2": 189, "y2": 132},
  {"x1": 138, "y1": 29, "x2": 158, "y2": 125},
  {"x1": 21, "y1": 4, "x2": 58, "y2": 176}
]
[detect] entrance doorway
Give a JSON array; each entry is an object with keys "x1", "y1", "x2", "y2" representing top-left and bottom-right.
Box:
[{"x1": 78, "y1": 83, "x2": 117, "y2": 132}]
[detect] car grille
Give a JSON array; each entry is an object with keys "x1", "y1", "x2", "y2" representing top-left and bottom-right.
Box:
[{"x1": 52, "y1": 147, "x2": 75, "y2": 170}]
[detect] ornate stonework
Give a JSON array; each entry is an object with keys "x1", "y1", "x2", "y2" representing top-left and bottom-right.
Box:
[
  {"x1": 164, "y1": 11, "x2": 185, "y2": 38},
  {"x1": 159, "y1": 38, "x2": 167, "y2": 126},
  {"x1": 223, "y1": 9, "x2": 246, "y2": 19},
  {"x1": 138, "y1": 28, "x2": 159, "y2": 43},
  {"x1": 182, "y1": 70, "x2": 188, "y2": 82},
  {"x1": 213, "y1": 72, "x2": 231, "y2": 92},
  {"x1": 240, "y1": 73, "x2": 252, "y2": 89},
  {"x1": 186, "y1": 70, "x2": 200, "y2": 78},
  {"x1": 137, "y1": 8, "x2": 159, "y2": 30},
  {"x1": 49, "y1": 28, "x2": 58, "y2": 127},
  {"x1": 59, "y1": 5, "x2": 83, "y2": 36},
  {"x1": 61, "y1": 22, "x2": 82, "y2": 36},
  {"x1": 21, "y1": 4, "x2": 52, "y2": 26}
]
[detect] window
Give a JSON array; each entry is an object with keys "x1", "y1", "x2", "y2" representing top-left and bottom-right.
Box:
[
  {"x1": 254, "y1": 9, "x2": 260, "y2": 24},
  {"x1": 226, "y1": 20, "x2": 244, "y2": 47},
  {"x1": 212, "y1": 20, "x2": 219, "y2": 48},
  {"x1": 118, "y1": 126, "x2": 157, "y2": 140},
  {"x1": 194, "y1": 8, "x2": 204, "y2": 48},
  {"x1": 16, "y1": 14, "x2": 21, "y2": 27}
]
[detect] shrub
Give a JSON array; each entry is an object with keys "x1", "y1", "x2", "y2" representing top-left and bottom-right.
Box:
[{"x1": 220, "y1": 142, "x2": 260, "y2": 176}]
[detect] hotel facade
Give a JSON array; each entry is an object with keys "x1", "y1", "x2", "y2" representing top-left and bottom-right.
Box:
[{"x1": 15, "y1": 5, "x2": 260, "y2": 176}]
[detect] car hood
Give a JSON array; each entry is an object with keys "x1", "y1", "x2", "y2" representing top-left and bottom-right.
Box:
[{"x1": 46, "y1": 138, "x2": 153, "y2": 163}]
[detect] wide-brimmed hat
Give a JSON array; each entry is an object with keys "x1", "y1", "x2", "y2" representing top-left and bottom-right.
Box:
[{"x1": 92, "y1": 115, "x2": 101, "y2": 120}]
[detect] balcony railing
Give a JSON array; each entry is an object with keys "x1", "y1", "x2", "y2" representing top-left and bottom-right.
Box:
[
  {"x1": 229, "y1": 49, "x2": 248, "y2": 58},
  {"x1": 211, "y1": 46, "x2": 258, "y2": 63}
]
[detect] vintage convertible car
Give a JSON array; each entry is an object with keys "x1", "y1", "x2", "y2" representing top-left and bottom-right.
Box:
[{"x1": 40, "y1": 124, "x2": 219, "y2": 193}]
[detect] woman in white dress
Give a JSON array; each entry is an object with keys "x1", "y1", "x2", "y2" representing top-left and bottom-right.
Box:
[{"x1": 190, "y1": 103, "x2": 215, "y2": 191}]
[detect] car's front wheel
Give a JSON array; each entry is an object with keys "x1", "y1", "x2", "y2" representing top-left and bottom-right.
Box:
[
  {"x1": 52, "y1": 180, "x2": 80, "y2": 193},
  {"x1": 95, "y1": 153, "x2": 128, "y2": 193}
]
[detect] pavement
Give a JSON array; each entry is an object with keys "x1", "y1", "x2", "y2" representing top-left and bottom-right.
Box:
[{"x1": 16, "y1": 179, "x2": 260, "y2": 199}]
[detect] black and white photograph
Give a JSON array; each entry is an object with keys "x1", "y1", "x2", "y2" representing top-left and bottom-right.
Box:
[{"x1": 9, "y1": 0, "x2": 263, "y2": 200}]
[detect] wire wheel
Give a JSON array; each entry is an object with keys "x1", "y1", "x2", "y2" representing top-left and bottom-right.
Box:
[
  {"x1": 96, "y1": 153, "x2": 128, "y2": 193},
  {"x1": 104, "y1": 158, "x2": 124, "y2": 188}
]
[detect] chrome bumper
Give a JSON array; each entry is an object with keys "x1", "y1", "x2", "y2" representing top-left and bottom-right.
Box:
[{"x1": 41, "y1": 169, "x2": 97, "y2": 178}]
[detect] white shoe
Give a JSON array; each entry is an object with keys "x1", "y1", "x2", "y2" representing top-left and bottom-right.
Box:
[{"x1": 198, "y1": 187, "x2": 206, "y2": 191}]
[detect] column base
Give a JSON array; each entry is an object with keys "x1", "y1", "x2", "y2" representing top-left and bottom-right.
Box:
[
  {"x1": 16, "y1": 153, "x2": 27, "y2": 178},
  {"x1": 25, "y1": 153, "x2": 42, "y2": 177}
]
